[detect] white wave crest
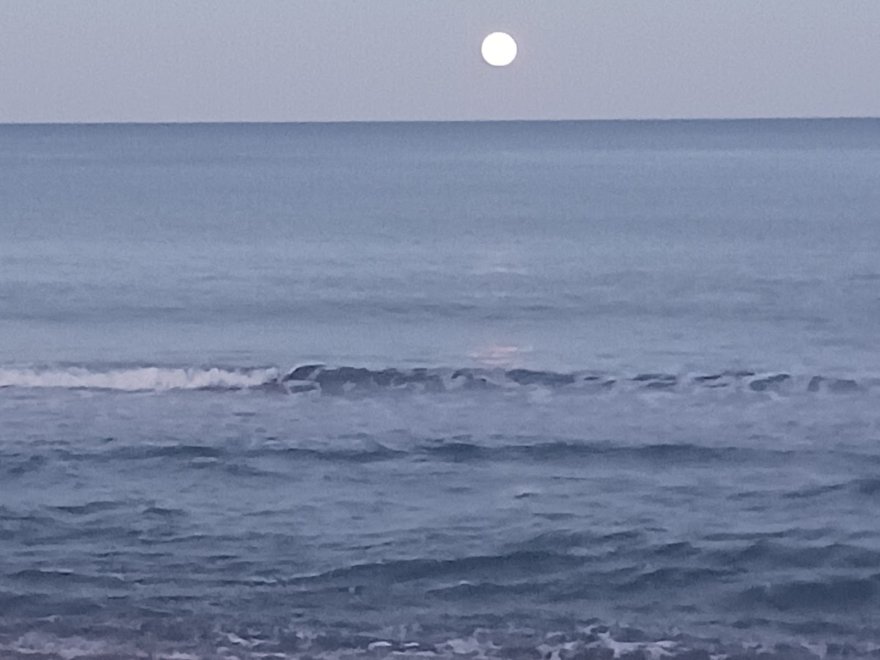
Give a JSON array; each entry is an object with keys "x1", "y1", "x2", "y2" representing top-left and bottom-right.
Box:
[{"x1": 0, "y1": 366, "x2": 278, "y2": 392}]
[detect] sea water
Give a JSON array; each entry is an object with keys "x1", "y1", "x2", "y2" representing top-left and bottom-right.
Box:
[{"x1": 1, "y1": 120, "x2": 880, "y2": 658}]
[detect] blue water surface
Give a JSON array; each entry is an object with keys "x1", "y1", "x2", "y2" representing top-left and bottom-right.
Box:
[{"x1": 1, "y1": 120, "x2": 880, "y2": 659}]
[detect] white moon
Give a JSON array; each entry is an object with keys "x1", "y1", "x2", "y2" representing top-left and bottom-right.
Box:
[{"x1": 481, "y1": 32, "x2": 517, "y2": 67}]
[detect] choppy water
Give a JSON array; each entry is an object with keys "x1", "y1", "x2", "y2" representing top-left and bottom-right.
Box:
[{"x1": 2, "y1": 120, "x2": 880, "y2": 659}]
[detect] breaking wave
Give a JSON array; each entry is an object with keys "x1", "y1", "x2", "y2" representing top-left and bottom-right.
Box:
[
  {"x1": 0, "y1": 365, "x2": 278, "y2": 392},
  {"x1": 0, "y1": 364, "x2": 876, "y2": 395}
]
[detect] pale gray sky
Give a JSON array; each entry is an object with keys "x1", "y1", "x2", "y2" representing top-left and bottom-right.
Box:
[{"x1": 1, "y1": 1, "x2": 878, "y2": 123}]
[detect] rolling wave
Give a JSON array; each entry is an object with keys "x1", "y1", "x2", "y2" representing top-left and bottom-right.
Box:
[{"x1": 0, "y1": 363, "x2": 875, "y2": 395}]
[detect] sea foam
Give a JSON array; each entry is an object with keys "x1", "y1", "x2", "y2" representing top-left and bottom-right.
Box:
[{"x1": 0, "y1": 366, "x2": 277, "y2": 392}]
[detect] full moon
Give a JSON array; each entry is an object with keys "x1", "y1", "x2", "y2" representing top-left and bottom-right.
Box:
[{"x1": 481, "y1": 32, "x2": 517, "y2": 67}]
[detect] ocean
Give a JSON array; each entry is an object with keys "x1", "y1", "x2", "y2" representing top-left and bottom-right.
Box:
[{"x1": 1, "y1": 119, "x2": 880, "y2": 659}]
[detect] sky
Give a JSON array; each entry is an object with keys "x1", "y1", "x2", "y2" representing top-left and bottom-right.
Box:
[{"x1": 1, "y1": 0, "x2": 879, "y2": 123}]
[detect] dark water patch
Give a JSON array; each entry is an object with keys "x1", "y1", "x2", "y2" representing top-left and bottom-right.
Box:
[
  {"x1": 132, "y1": 532, "x2": 230, "y2": 548},
  {"x1": 108, "y1": 444, "x2": 226, "y2": 460},
  {"x1": 141, "y1": 505, "x2": 186, "y2": 518},
  {"x1": 783, "y1": 483, "x2": 849, "y2": 499},
  {"x1": 534, "y1": 511, "x2": 579, "y2": 521},
  {"x1": 782, "y1": 478, "x2": 880, "y2": 502},
  {"x1": 422, "y1": 440, "x2": 494, "y2": 461},
  {"x1": 507, "y1": 529, "x2": 661, "y2": 557},
  {"x1": 781, "y1": 618, "x2": 872, "y2": 637},
  {"x1": 716, "y1": 541, "x2": 880, "y2": 570},
  {"x1": 294, "y1": 550, "x2": 582, "y2": 588},
  {"x1": 0, "y1": 592, "x2": 105, "y2": 618},
  {"x1": 425, "y1": 580, "x2": 548, "y2": 601},
  {"x1": 852, "y1": 477, "x2": 880, "y2": 496},
  {"x1": 176, "y1": 458, "x2": 283, "y2": 479},
  {"x1": 620, "y1": 566, "x2": 741, "y2": 591},
  {"x1": 8, "y1": 518, "x2": 177, "y2": 548},
  {"x1": 740, "y1": 576, "x2": 879, "y2": 611},
  {"x1": 632, "y1": 373, "x2": 679, "y2": 390},
  {"x1": 647, "y1": 541, "x2": 704, "y2": 559},
  {"x1": 601, "y1": 529, "x2": 648, "y2": 543},
  {"x1": 422, "y1": 440, "x2": 778, "y2": 465},
  {"x1": 632, "y1": 372, "x2": 677, "y2": 382},
  {"x1": 807, "y1": 376, "x2": 862, "y2": 393},
  {"x1": 749, "y1": 374, "x2": 793, "y2": 392},
  {"x1": 277, "y1": 444, "x2": 406, "y2": 463},
  {"x1": 0, "y1": 505, "x2": 52, "y2": 523},
  {"x1": 7, "y1": 569, "x2": 129, "y2": 590},
  {"x1": 282, "y1": 363, "x2": 324, "y2": 381},
  {"x1": 507, "y1": 369, "x2": 577, "y2": 386},
  {"x1": 310, "y1": 366, "x2": 446, "y2": 394},
  {"x1": 221, "y1": 461, "x2": 282, "y2": 478},
  {"x1": 703, "y1": 529, "x2": 832, "y2": 543},
  {"x1": 2, "y1": 454, "x2": 47, "y2": 477},
  {"x1": 508, "y1": 529, "x2": 609, "y2": 553},
  {"x1": 49, "y1": 501, "x2": 126, "y2": 516}
]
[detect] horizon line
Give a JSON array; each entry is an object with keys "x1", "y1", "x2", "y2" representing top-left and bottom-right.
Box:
[{"x1": 2, "y1": 115, "x2": 879, "y2": 128}]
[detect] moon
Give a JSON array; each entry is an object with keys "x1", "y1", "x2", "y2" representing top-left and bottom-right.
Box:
[{"x1": 481, "y1": 32, "x2": 517, "y2": 67}]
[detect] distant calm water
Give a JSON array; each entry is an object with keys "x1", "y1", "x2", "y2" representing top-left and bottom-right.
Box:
[{"x1": 2, "y1": 120, "x2": 880, "y2": 659}]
